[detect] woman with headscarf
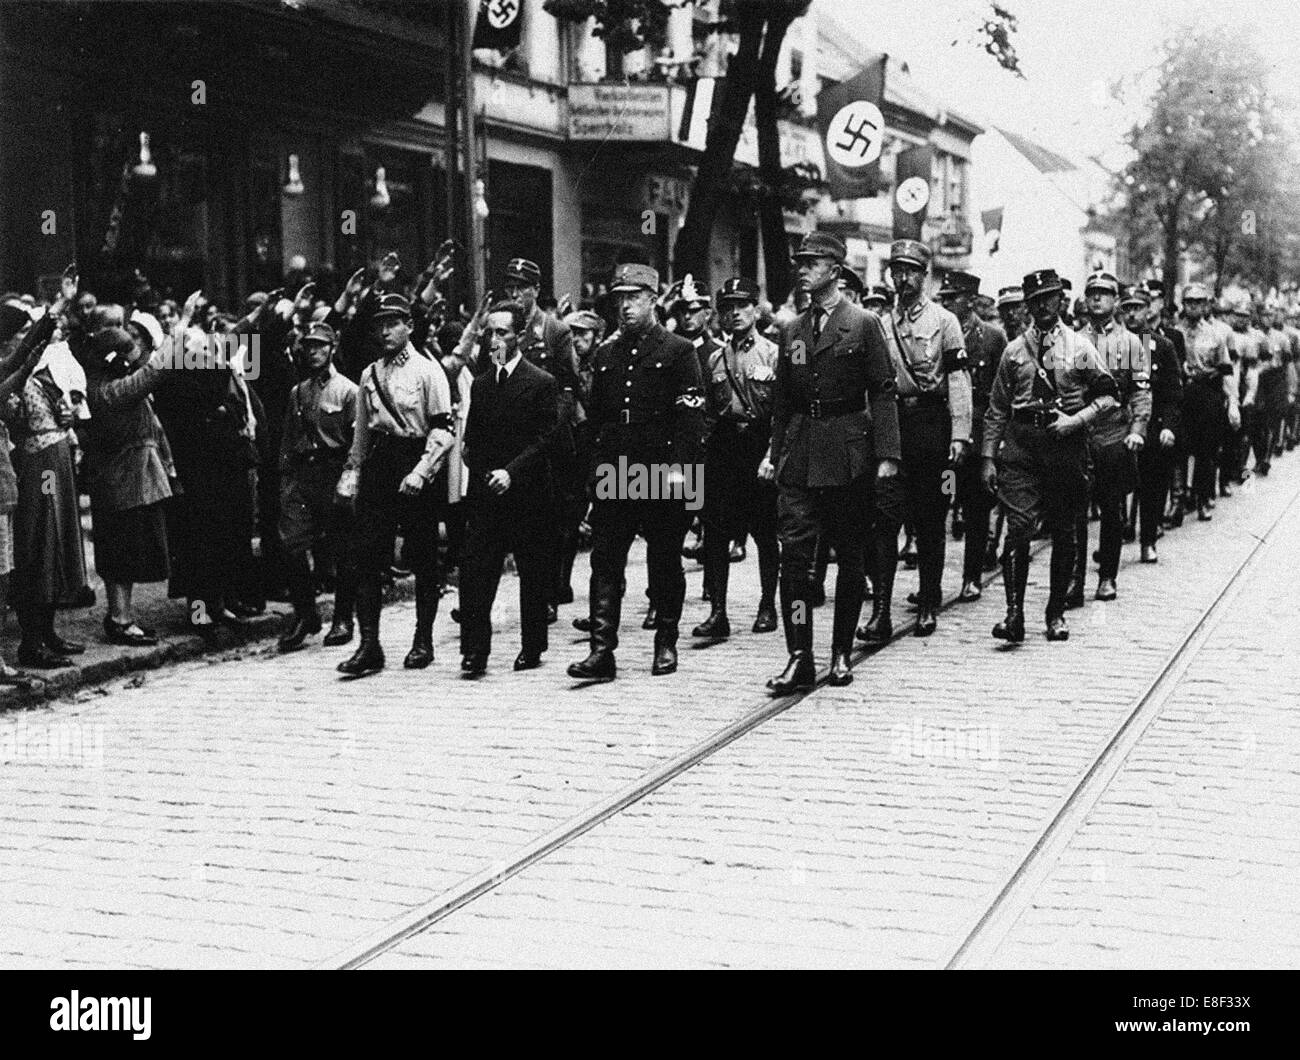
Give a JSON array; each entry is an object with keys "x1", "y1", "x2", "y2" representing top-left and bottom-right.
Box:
[
  {"x1": 82, "y1": 323, "x2": 176, "y2": 644},
  {"x1": 3, "y1": 267, "x2": 88, "y2": 670}
]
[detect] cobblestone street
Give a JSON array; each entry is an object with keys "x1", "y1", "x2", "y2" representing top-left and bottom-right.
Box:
[{"x1": 2, "y1": 454, "x2": 1297, "y2": 970}]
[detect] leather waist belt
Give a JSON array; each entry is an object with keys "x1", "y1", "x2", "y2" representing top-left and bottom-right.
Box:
[
  {"x1": 617, "y1": 408, "x2": 671, "y2": 425},
  {"x1": 899, "y1": 392, "x2": 946, "y2": 411},
  {"x1": 793, "y1": 396, "x2": 865, "y2": 418}
]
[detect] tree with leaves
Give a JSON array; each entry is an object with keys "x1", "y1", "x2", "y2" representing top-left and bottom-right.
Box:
[{"x1": 1116, "y1": 24, "x2": 1295, "y2": 300}]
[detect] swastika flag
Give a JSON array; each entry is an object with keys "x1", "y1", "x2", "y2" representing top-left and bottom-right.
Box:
[
  {"x1": 816, "y1": 54, "x2": 887, "y2": 201},
  {"x1": 472, "y1": 0, "x2": 524, "y2": 54}
]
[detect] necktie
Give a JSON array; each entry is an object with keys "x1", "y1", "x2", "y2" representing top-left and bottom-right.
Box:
[
  {"x1": 812, "y1": 307, "x2": 825, "y2": 343},
  {"x1": 497, "y1": 366, "x2": 508, "y2": 388}
]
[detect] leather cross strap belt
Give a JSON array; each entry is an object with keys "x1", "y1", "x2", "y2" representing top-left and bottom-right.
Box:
[{"x1": 793, "y1": 395, "x2": 866, "y2": 418}]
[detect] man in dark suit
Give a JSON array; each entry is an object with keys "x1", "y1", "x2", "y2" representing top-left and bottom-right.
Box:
[
  {"x1": 567, "y1": 263, "x2": 706, "y2": 682},
  {"x1": 761, "y1": 232, "x2": 902, "y2": 692},
  {"x1": 458, "y1": 302, "x2": 559, "y2": 676}
]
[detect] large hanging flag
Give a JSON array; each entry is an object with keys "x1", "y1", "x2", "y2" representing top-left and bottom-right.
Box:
[
  {"x1": 815, "y1": 54, "x2": 887, "y2": 200},
  {"x1": 472, "y1": 0, "x2": 524, "y2": 53},
  {"x1": 892, "y1": 145, "x2": 933, "y2": 240}
]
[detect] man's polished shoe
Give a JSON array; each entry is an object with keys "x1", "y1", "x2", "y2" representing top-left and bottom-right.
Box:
[
  {"x1": 641, "y1": 606, "x2": 658, "y2": 630},
  {"x1": 751, "y1": 603, "x2": 778, "y2": 634},
  {"x1": 16, "y1": 645, "x2": 71, "y2": 669},
  {"x1": 338, "y1": 640, "x2": 384, "y2": 676},
  {"x1": 404, "y1": 639, "x2": 434, "y2": 669},
  {"x1": 323, "y1": 620, "x2": 354, "y2": 646},
  {"x1": 1219, "y1": 483, "x2": 1233, "y2": 498},
  {"x1": 826, "y1": 651, "x2": 854, "y2": 686},
  {"x1": 728, "y1": 541, "x2": 746, "y2": 562},
  {"x1": 277, "y1": 611, "x2": 321, "y2": 653},
  {"x1": 1197, "y1": 504, "x2": 1213, "y2": 521},
  {"x1": 651, "y1": 632, "x2": 678, "y2": 676},
  {"x1": 766, "y1": 652, "x2": 816, "y2": 694},
  {"x1": 906, "y1": 591, "x2": 920, "y2": 606},
  {"x1": 461, "y1": 653, "x2": 487, "y2": 676},
  {"x1": 546, "y1": 604, "x2": 558, "y2": 624},
  {"x1": 958, "y1": 580, "x2": 982, "y2": 602},
  {"x1": 568, "y1": 648, "x2": 616, "y2": 682},
  {"x1": 1095, "y1": 578, "x2": 1117, "y2": 602},
  {"x1": 45, "y1": 633, "x2": 85, "y2": 655},
  {"x1": 914, "y1": 609, "x2": 937, "y2": 637},
  {"x1": 1140, "y1": 545, "x2": 1158, "y2": 564},
  {"x1": 572, "y1": 615, "x2": 593, "y2": 632},
  {"x1": 513, "y1": 651, "x2": 542, "y2": 672},
  {"x1": 1045, "y1": 614, "x2": 1070, "y2": 641},
  {"x1": 1063, "y1": 578, "x2": 1085, "y2": 611},
  {"x1": 691, "y1": 610, "x2": 730, "y2": 640},
  {"x1": 992, "y1": 610, "x2": 1025, "y2": 643},
  {"x1": 856, "y1": 612, "x2": 892, "y2": 643}
]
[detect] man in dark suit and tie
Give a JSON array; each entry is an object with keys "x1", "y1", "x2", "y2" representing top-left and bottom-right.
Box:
[{"x1": 458, "y1": 301, "x2": 559, "y2": 676}]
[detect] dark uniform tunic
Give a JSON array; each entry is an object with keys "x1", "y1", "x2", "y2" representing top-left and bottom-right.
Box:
[
  {"x1": 771, "y1": 295, "x2": 901, "y2": 655},
  {"x1": 1136, "y1": 328, "x2": 1183, "y2": 548},
  {"x1": 584, "y1": 322, "x2": 705, "y2": 648},
  {"x1": 1179, "y1": 317, "x2": 1234, "y2": 506},
  {"x1": 956, "y1": 315, "x2": 1007, "y2": 584}
]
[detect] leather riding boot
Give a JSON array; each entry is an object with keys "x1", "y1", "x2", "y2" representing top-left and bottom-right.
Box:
[
  {"x1": 337, "y1": 576, "x2": 384, "y2": 675},
  {"x1": 826, "y1": 650, "x2": 853, "y2": 686},
  {"x1": 694, "y1": 527, "x2": 730, "y2": 639},
  {"x1": 279, "y1": 555, "x2": 321, "y2": 652},
  {"x1": 1064, "y1": 512, "x2": 1087, "y2": 609},
  {"x1": 992, "y1": 543, "x2": 1027, "y2": 643},
  {"x1": 404, "y1": 575, "x2": 438, "y2": 669},
  {"x1": 768, "y1": 588, "x2": 815, "y2": 693},
  {"x1": 568, "y1": 569, "x2": 620, "y2": 681},
  {"x1": 651, "y1": 626, "x2": 679, "y2": 676},
  {"x1": 324, "y1": 567, "x2": 356, "y2": 646},
  {"x1": 857, "y1": 534, "x2": 895, "y2": 642},
  {"x1": 1045, "y1": 535, "x2": 1073, "y2": 639}
]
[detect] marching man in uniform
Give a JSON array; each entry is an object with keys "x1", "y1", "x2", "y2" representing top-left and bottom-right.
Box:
[
  {"x1": 860, "y1": 240, "x2": 971, "y2": 640},
  {"x1": 692, "y1": 276, "x2": 780, "y2": 642},
  {"x1": 335, "y1": 294, "x2": 454, "y2": 675},
  {"x1": 761, "y1": 232, "x2": 901, "y2": 692},
  {"x1": 567, "y1": 264, "x2": 705, "y2": 683},
  {"x1": 982, "y1": 269, "x2": 1118, "y2": 643}
]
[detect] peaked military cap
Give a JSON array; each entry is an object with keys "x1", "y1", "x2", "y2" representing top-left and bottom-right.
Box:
[
  {"x1": 302, "y1": 321, "x2": 337, "y2": 344},
  {"x1": 717, "y1": 276, "x2": 761, "y2": 304},
  {"x1": 791, "y1": 231, "x2": 847, "y2": 263},
  {"x1": 668, "y1": 274, "x2": 710, "y2": 310},
  {"x1": 504, "y1": 258, "x2": 542, "y2": 286},
  {"x1": 1084, "y1": 270, "x2": 1120, "y2": 295},
  {"x1": 996, "y1": 284, "x2": 1025, "y2": 307},
  {"x1": 1022, "y1": 269, "x2": 1064, "y2": 301},
  {"x1": 938, "y1": 270, "x2": 980, "y2": 298},
  {"x1": 864, "y1": 285, "x2": 894, "y2": 307},
  {"x1": 610, "y1": 262, "x2": 659, "y2": 293},
  {"x1": 888, "y1": 239, "x2": 931, "y2": 268},
  {"x1": 1181, "y1": 282, "x2": 1211, "y2": 302},
  {"x1": 1118, "y1": 284, "x2": 1149, "y2": 308},
  {"x1": 837, "y1": 266, "x2": 865, "y2": 297},
  {"x1": 372, "y1": 292, "x2": 412, "y2": 320}
]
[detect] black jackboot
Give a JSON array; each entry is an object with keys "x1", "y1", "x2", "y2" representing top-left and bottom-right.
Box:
[
  {"x1": 324, "y1": 564, "x2": 356, "y2": 646},
  {"x1": 278, "y1": 555, "x2": 321, "y2": 653},
  {"x1": 857, "y1": 533, "x2": 895, "y2": 642},
  {"x1": 652, "y1": 626, "x2": 679, "y2": 675},
  {"x1": 992, "y1": 543, "x2": 1027, "y2": 643},
  {"x1": 768, "y1": 579, "x2": 816, "y2": 693},
  {"x1": 404, "y1": 575, "x2": 438, "y2": 669},
  {"x1": 1046, "y1": 533, "x2": 1073, "y2": 641},
  {"x1": 337, "y1": 576, "x2": 384, "y2": 675},
  {"x1": 568, "y1": 570, "x2": 620, "y2": 682}
]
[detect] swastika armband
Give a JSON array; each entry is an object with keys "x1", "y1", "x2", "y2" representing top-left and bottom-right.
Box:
[
  {"x1": 676, "y1": 391, "x2": 705, "y2": 410},
  {"x1": 942, "y1": 347, "x2": 969, "y2": 373},
  {"x1": 1084, "y1": 375, "x2": 1119, "y2": 402},
  {"x1": 428, "y1": 412, "x2": 455, "y2": 432}
]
